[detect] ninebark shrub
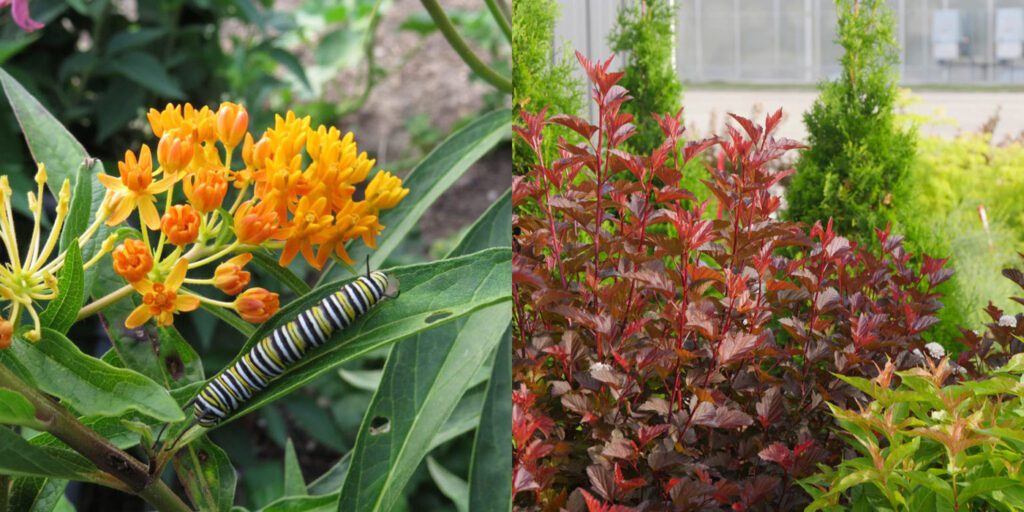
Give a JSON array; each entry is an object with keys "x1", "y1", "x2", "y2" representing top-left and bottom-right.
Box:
[
  {"x1": 785, "y1": 0, "x2": 915, "y2": 243},
  {"x1": 512, "y1": 53, "x2": 948, "y2": 511}
]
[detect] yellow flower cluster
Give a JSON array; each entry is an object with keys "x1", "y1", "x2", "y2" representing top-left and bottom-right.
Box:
[{"x1": 96, "y1": 102, "x2": 408, "y2": 330}]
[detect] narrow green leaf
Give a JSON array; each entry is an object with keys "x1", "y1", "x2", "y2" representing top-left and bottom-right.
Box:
[
  {"x1": 0, "y1": 427, "x2": 93, "y2": 480},
  {"x1": 283, "y1": 438, "x2": 307, "y2": 497},
  {"x1": 0, "y1": 388, "x2": 43, "y2": 429},
  {"x1": 260, "y1": 494, "x2": 338, "y2": 512},
  {"x1": 6, "y1": 477, "x2": 69, "y2": 512},
  {"x1": 337, "y1": 172, "x2": 511, "y2": 511},
  {"x1": 109, "y1": 51, "x2": 185, "y2": 98},
  {"x1": 59, "y1": 160, "x2": 94, "y2": 253},
  {"x1": 326, "y1": 108, "x2": 510, "y2": 279},
  {"x1": 251, "y1": 251, "x2": 311, "y2": 295},
  {"x1": 337, "y1": 368, "x2": 382, "y2": 392},
  {"x1": 1, "y1": 328, "x2": 184, "y2": 422},
  {"x1": 958, "y1": 477, "x2": 1024, "y2": 503},
  {"x1": 337, "y1": 306, "x2": 510, "y2": 512},
  {"x1": 39, "y1": 242, "x2": 84, "y2": 334},
  {"x1": 452, "y1": 187, "x2": 511, "y2": 253},
  {"x1": 173, "y1": 436, "x2": 237, "y2": 512},
  {"x1": 266, "y1": 46, "x2": 313, "y2": 93},
  {"x1": 308, "y1": 384, "x2": 486, "y2": 496},
  {"x1": 467, "y1": 331, "x2": 512, "y2": 512},
  {"x1": 0, "y1": 67, "x2": 109, "y2": 294},
  {"x1": 106, "y1": 28, "x2": 168, "y2": 55},
  {"x1": 194, "y1": 248, "x2": 510, "y2": 433},
  {"x1": 426, "y1": 457, "x2": 468, "y2": 512}
]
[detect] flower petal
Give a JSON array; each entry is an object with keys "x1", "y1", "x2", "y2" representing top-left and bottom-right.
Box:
[
  {"x1": 166, "y1": 258, "x2": 189, "y2": 289},
  {"x1": 175, "y1": 294, "x2": 200, "y2": 312},
  {"x1": 125, "y1": 304, "x2": 152, "y2": 329},
  {"x1": 130, "y1": 279, "x2": 154, "y2": 294},
  {"x1": 10, "y1": 0, "x2": 43, "y2": 32},
  {"x1": 106, "y1": 196, "x2": 136, "y2": 226},
  {"x1": 137, "y1": 198, "x2": 162, "y2": 230}
]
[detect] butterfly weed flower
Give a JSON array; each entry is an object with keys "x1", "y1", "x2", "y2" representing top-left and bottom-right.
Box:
[
  {"x1": 0, "y1": 164, "x2": 114, "y2": 345},
  {"x1": 89, "y1": 102, "x2": 408, "y2": 330}
]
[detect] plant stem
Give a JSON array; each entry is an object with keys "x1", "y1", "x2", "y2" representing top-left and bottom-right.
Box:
[
  {"x1": 484, "y1": 0, "x2": 512, "y2": 41},
  {"x1": 0, "y1": 474, "x2": 8, "y2": 512},
  {"x1": 77, "y1": 284, "x2": 133, "y2": 321},
  {"x1": 419, "y1": 0, "x2": 512, "y2": 93},
  {"x1": 0, "y1": 365, "x2": 191, "y2": 511}
]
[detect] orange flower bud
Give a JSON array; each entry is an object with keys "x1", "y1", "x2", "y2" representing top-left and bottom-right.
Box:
[
  {"x1": 157, "y1": 130, "x2": 195, "y2": 174},
  {"x1": 217, "y1": 102, "x2": 249, "y2": 149},
  {"x1": 183, "y1": 168, "x2": 228, "y2": 213},
  {"x1": 161, "y1": 204, "x2": 201, "y2": 246},
  {"x1": 0, "y1": 317, "x2": 12, "y2": 349},
  {"x1": 193, "y1": 106, "x2": 218, "y2": 144},
  {"x1": 113, "y1": 239, "x2": 153, "y2": 282},
  {"x1": 213, "y1": 253, "x2": 253, "y2": 295},
  {"x1": 235, "y1": 287, "x2": 279, "y2": 323},
  {"x1": 364, "y1": 171, "x2": 409, "y2": 210},
  {"x1": 234, "y1": 200, "x2": 278, "y2": 245}
]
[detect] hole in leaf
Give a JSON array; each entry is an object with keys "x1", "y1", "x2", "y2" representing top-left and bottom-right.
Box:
[
  {"x1": 198, "y1": 450, "x2": 209, "y2": 463},
  {"x1": 425, "y1": 311, "x2": 452, "y2": 324},
  {"x1": 369, "y1": 416, "x2": 390, "y2": 436}
]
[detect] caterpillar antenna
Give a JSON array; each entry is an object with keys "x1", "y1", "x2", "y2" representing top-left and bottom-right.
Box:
[{"x1": 365, "y1": 254, "x2": 371, "y2": 278}]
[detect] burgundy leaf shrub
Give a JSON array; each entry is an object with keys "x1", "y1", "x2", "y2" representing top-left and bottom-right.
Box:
[{"x1": 512, "y1": 52, "x2": 950, "y2": 511}]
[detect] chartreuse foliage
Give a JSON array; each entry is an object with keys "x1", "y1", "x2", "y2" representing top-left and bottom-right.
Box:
[
  {"x1": 895, "y1": 133, "x2": 1024, "y2": 344},
  {"x1": 801, "y1": 355, "x2": 1024, "y2": 511},
  {"x1": 786, "y1": 0, "x2": 915, "y2": 242},
  {"x1": 0, "y1": 60, "x2": 511, "y2": 511}
]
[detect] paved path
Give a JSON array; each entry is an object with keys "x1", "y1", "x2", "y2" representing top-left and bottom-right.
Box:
[{"x1": 682, "y1": 89, "x2": 1024, "y2": 143}]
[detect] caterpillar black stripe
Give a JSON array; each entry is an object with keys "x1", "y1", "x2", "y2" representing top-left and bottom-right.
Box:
[{"x1": 193, "y1": 271, "x2": 394, "y2": 427}]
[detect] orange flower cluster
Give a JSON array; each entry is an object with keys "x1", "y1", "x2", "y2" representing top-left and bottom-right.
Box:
[{"x1": 98, "y1": 102, "x2": 408, "y2": 330}]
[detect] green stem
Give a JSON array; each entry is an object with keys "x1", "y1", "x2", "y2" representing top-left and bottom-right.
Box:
[
  {"x1": 484, "y1": 0, "x2": 512, "y2": 41},
  {"x1": 0, "y1": 365, "x2": 191, "y2": 512},
  {"x1": 419, "y1": 0, "x2": 512, "y2": 93},
  {"x1": 77, "y1": 284, "x2": 133, "y2": 321}
]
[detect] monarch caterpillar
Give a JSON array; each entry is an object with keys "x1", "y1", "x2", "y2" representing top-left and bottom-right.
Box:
[{"x1": 193, "y1": 270, "x2": 397, "y2": 427}]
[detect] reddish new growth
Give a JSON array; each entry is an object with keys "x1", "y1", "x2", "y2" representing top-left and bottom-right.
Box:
[{"x1": 512, "y1": 52, "x2": 950, "y2": 511}]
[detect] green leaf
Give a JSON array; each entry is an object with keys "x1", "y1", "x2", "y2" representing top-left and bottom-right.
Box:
[
  {"x1": 0, "y1": 427, "x2": 94, "y2": 480},
  {"x1": 260, "y1": 494, "x2": 338, "y2": 512},
  {"x1": 251, "y1": 251, "x2": 311, "y2": 295},
  {"x1": 109, "y1": 51, "x2": 185, "y2": 98},
  {"x1": 307, "y1": 383, "x2": 485, "y2": 496},
  {"x1": 0, "y1": 328, "x2": 184, "y2": 422},
  {"x1": 265, "y1": 46, "x2": 313, "y2": 93},
  {"x1": 0, "y1": 67, "x2": 109, "y2": 294},
  {"x1": 6, "y1": 477, "x2": 69, "y2": 512},
  {"x1": 467, "y1": 331, "x2": 512, "y2": 512},
  {"x1": 106, "y1": 28, "x2": 168, "y2": 55},
  {"x1": 194, "y1": 248, "x2": 510, "y2": 433},
  {"x1": 958, "y1": 477, "x2": 1024, "y2": 504},
  {"x1": 174, "y1": 436, "x2": 237, "y2": 511},
  {"x1": 426, "y1": 456, "x2": 468, "y2": 512},
  {"x1": 336, "y1": 173, "x2": 511, "y2": 510},
  {"x1": 337, "y1": 368, "x2": 382, "y2": 392},
  {"x1": 0, "y1": 388, "x2": 43, "y2": 429},
  {"x1": 39, "y1": 242, "x2": 84, "y2": 334},
  {"x1": 330, "y1": 108, "x2": 510, "y2": 278},
  {"x1": 283, "y1": 438, "x2": 307, "y2": 497},
  {"x1": 452, "y1": 187, "x2": 511, "y2": 252},
  {"x1": 59, "y1": 160, "x2": 94, "y2": 253}
]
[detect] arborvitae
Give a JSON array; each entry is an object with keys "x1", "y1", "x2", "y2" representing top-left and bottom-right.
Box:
[
  {"x1": 785, "y1": 0, "x2": 915, "y2": 241},
  {"x1": 608, "y1": 0, "x2": 682, "y2": 154},
  {"x1": 512, "y1": 0, "x2": 582, "y2": 175}
]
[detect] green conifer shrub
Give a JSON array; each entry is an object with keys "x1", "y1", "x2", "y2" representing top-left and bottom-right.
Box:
[
  {"x1": 512, "y1": 0, "x2": 583, "y2": 175},
  {"x1": 786, "y1": 0, "x2": 915, "y2": 241},
  {"x1": 608, "y1": 0, "x2": 682, "y2": 154}
]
